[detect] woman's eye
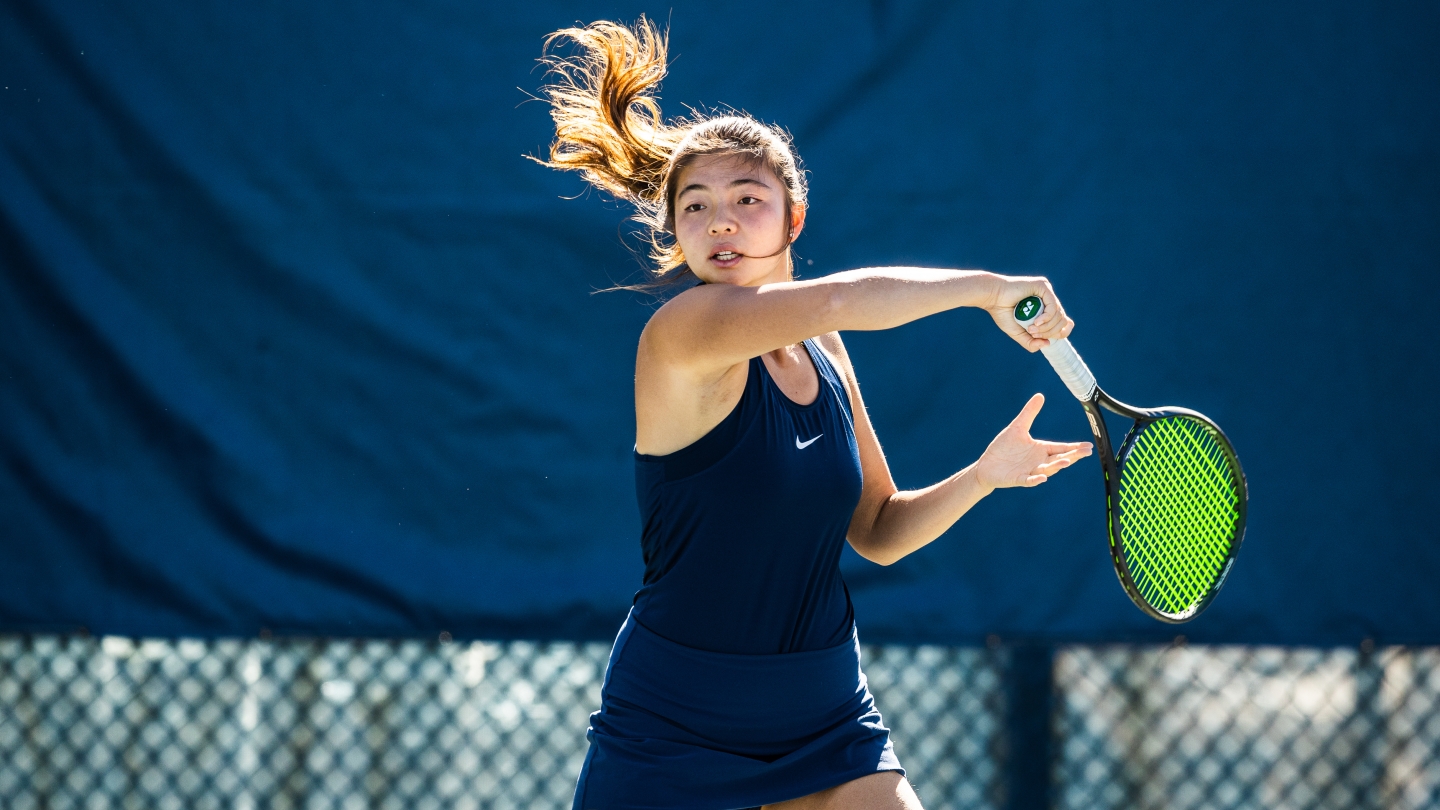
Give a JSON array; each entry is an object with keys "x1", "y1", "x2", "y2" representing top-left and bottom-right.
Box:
[
  {"x1": 683, "y1": 202, "x2": 705, "y2": 212},
  {"x1": 738, "y1": 196, "x2": 759, "y2": 205}
]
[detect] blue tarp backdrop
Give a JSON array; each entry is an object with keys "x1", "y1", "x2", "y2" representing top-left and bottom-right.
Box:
[{"x1": 2, "y1": 2, "x2": 1437, "y2": 645}]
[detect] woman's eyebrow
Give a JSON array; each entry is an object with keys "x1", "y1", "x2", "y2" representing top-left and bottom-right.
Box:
[{"x1": 678, "y1": 177, "x2": 771, "y2": 196}]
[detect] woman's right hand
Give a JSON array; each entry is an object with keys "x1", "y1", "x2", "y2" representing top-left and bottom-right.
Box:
[{"x1": 984, "y1": 275, "x2": 1074, "y2": 352}]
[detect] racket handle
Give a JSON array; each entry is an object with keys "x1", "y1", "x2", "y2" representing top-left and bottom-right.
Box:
[{"x1": 1013, "y1": 296, "x2": 1098, "y2": 401}]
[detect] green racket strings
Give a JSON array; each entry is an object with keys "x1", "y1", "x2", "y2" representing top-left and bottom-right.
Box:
[{"x1": 1116, "y1": 417, "x2": 1242, "y2": 615}]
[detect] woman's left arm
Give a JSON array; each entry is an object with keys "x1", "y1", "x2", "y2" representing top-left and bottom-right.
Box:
[{"x1": 817, "y1": 334, "x2": 1092, "y2": 567}]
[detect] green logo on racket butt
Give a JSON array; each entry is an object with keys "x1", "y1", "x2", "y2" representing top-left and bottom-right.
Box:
[{"x1": 1014, "y1": 295, "x2": 1043, "y2": 325}]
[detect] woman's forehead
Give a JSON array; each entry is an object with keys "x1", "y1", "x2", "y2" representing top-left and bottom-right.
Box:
[{"x1": 676, "y1": 154, "x2": 775, "y2": 191}]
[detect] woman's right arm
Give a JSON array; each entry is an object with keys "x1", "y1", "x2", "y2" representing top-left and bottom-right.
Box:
[{"x1": 639, "y1": 268, "x2": 1073, "y2": 375}]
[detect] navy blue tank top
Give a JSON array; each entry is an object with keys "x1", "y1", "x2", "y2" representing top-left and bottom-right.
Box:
[{"x1": 632, "y1": 340, "x2": 863, "y2": 655}]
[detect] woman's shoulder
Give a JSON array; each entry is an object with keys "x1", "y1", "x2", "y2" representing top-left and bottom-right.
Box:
[
  {"x1": 810, "y1": 332, "x2": 854, "y2": 379},
  {"x1": 637, "y1": 283, "x2": 722, "y2": 357}
]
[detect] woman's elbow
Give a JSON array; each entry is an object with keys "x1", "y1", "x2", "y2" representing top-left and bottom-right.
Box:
[{"x1": 848, "y1": 536, "x2": 901, "y2": 566}]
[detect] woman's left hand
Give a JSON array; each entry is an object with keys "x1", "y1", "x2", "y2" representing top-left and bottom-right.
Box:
[{"x1": 975, "y1": 394, "x2": 1092, "y2": 490}]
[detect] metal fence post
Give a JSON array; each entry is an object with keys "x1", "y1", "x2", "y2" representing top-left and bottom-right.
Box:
[
  {"x1": 1005, "y1": 642, "x2": 1055, "y2": 810},
  {"x1": 1341, "y1": 640, "x2": 1387, "y2": 810}
]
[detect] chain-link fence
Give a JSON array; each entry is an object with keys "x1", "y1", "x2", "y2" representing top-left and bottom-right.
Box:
[
  {"x1": 1052, "y1": 644, "x2": 1440, "y2": 810},
  {"x1": 1, "y1": 634, "x2": 1436, "y2": 809}
]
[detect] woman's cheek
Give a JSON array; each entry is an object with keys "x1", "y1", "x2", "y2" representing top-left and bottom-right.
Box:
[
  {"x1": 743, "y1": 207, "x2": 779, "y2": 232},
  {"x1": 675, "y1": 222, "x2": 702, "y2": 252}
]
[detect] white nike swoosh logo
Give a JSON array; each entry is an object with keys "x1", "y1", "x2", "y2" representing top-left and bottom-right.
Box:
[{"x1": 796, "y1": 434, "x2": 822, "y2": 449}]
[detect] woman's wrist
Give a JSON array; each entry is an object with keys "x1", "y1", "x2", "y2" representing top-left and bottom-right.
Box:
[
  {"x1": 968, "y1": 459, "x2": 998, "y2": 496},
  {"x1": 979, "y1": 272, "x2": 1022, "y2": 311}
]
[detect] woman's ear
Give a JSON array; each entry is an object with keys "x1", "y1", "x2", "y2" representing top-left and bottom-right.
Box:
[{"x1": 790, "y1": 204, "x2": 807, "y2": 240}]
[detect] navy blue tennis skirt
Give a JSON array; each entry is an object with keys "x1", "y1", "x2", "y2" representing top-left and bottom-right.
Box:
[{"x1": 571, "y1": 610, "x2": 902, "y2": 810}]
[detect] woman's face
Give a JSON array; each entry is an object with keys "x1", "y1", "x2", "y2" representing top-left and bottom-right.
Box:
[{"x1": 672, "y1": 153, "x2": 805, "y2": 287}]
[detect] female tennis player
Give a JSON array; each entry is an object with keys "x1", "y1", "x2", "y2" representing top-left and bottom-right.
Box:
[{"x1": 537, "y1": 18, "x2": 1091, "y2": 810}]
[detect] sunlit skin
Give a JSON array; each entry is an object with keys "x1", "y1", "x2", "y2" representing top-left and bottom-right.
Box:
[
  {"x1": 674, "y1": 154, "x2": 803, "y2": 289},
  {"x1": 633, "y1": 153, "x2": 1092, "y2": 809}
]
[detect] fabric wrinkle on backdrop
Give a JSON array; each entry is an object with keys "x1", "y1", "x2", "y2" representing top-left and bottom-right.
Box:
[{"x1": 1, "y1": 1, "x2": 1437, "y2": 647}]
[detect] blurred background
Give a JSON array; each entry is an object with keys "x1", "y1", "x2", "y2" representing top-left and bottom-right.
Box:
[{"x1": 1, "y1": 1, "x2": 1436, "y2": 807}]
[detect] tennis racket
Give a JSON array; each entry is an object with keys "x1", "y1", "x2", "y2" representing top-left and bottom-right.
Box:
[{"x1": 1014, "y1": 296, "x2": 1247, "y2": 623}]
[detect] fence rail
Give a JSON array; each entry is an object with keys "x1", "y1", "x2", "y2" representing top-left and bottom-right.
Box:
[{"x1": 1, "y1": 634, "x2": 1436, "y2": 809}]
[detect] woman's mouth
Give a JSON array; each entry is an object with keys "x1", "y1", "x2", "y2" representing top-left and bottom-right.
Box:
[{"x1": 711, "y1": 250, "x2": 741, "y2": 266}]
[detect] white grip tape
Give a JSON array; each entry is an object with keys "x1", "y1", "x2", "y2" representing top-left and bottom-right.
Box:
[{"x1": 1040, "y1": 338, "x2": 1098, "y2": 401}]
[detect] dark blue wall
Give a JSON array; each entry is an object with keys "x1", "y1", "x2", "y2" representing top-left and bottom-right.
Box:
[{"x1": 2, "y1": 1, "x2": 1436, "y2": 644}]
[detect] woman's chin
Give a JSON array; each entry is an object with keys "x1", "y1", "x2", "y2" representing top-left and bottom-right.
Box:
[{"x1": 695, "y1": 260, "x2": 788, "y2": 287}]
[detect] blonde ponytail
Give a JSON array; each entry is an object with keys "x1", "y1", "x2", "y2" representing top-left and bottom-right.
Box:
[
  {"x1": 535, "y1": 17, "x2": 808, "y2": 280},
  {"x1": 536, "y1": 18, "x2": 681, "y2": 205}
]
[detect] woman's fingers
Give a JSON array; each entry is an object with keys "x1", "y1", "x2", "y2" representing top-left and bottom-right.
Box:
[
  {"x1": 1019, "y1": 279, "x2": 1073, "y2": 343},
  {"x1": 1032, "y1": 284, "x2": 1058, "y2": 327},
  {"x1": 1043, "y1": 454, "x2": 1085, "y2": 472},
  {"x1": 992, "y1": 275, "x2": 1073, "y2": 353},
  {"x1": 1009, "y1": 393, "x2": 1045, "y2": 433},
  {"x1": 1027, "y1": 309, "x2": 1072, "y2": 342},
  {"x1": 977, "y1": 393, "x2": 1090, "y2": 489},
  {"x1": 1035, "y1": 456, "x2": 1076, "y2": 476},
  {"x1": 1016, "y1": 443, "x2": 1092, "y2": 483},
  {"x1": 1041, "y1": 440, "x2": 1092, "y2": 453}
]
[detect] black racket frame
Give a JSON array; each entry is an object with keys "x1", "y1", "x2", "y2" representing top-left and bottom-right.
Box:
[{"x1": 1082, "y1": 388, "x2": 1249, "y2": 624}]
